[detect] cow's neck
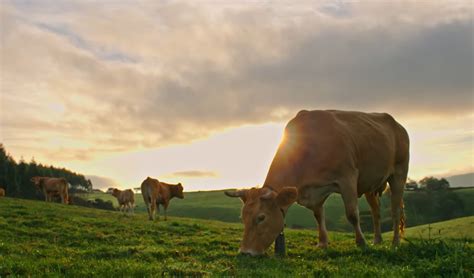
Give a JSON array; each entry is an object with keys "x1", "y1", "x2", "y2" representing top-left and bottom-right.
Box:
[{"x1": 262, "y1": 182, "x2": 297, "y2": 193}]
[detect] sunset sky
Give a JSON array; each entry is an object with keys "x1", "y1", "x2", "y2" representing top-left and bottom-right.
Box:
[{"x1": 1, "y1": 1, "x2": 473, "y2": 191}]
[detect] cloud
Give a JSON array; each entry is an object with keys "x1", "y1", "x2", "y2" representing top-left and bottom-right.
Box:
[
  {"x1": 86, "y1": 175, "x2": 120, "y2": 190},
  {"x1": 1, "y1": 0, "x2": 473, "y2": 161},
  {"x1": 161, "y1": 170, "x2": 219, "y2": 179}
]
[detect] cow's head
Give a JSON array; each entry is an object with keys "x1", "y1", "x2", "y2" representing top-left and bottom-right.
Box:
[
  {"x1": 174, "y1": 183, "x2": 184, "y2": 199},
  {"x1": 30, "y1": 176, "x2": 43, "y2": 189},
  {"x1": 225, "y1": 187, "x2": 297, "y2": 256},
  {"x1": 111, "y1": 188, "x2": 121, "y2": 197}
]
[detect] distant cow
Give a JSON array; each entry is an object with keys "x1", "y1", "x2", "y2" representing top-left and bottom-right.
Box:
[
  {"x1": 31, "y1": 176, "x2": 69, "y2": 204},
  {"x1": 141, "y1": 177, "x2": 184, "y2": 221},
  {"x1": 111, "y1": 188, "x2": 135, "y2": 214},
  {"x1": 225, "y1": 110, "x2": 409, "y2": 255},
  {"x1": 0, "y1": 188, "x2": 5, "y2": 197}
]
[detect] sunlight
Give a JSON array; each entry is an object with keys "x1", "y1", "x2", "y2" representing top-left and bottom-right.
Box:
[{"x1": 65, "y1": 123, "x2": 286, "y2": 191}]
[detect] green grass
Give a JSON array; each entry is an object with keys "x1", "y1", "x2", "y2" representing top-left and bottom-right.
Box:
[
  {"x1": 82, "y1": 188, "x2": 474, "y2": 232},
  {"x1": 81, "y1": 190, "x2": 363, "y2": 231},
  {"x1": 401, "y1": 216, "x2": 474, "y2": 239},
  {"x1": 0, "y1": 197, "x2": 473, "y2": 277}
]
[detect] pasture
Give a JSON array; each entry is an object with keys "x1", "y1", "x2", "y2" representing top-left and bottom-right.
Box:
[
  {"x1": 0, "y1": 197, "x2": 472, "y2": 276},
  {"x1": 83, "y1": 188, "x2": 474, "y2": 231}
]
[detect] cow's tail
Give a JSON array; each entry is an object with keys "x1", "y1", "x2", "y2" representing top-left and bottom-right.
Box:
[
  {"x1": 147, "y1": 187, "x2": 153, "y2": 204},
  {"x1": 399, "y1": 199, "x2": 405, "y2": 237}
]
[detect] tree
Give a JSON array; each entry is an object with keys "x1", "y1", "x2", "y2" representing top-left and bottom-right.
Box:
[
  {"x1": 419, "y1": 176, "x2": 450, "y2": 190},
  {"x1": 0, "y1": 145, "x2": 96, "y2": 199},
  {"x1": 405, "y1": 179, "x2": 418, "y2": 191}
]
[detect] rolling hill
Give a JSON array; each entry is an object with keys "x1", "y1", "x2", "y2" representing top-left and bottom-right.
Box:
[
  {"x1": 81, "y1": 187, "x2": 474, "y2": 232},
  {"x1": 0, "y1": 197, "x2": 472, "y2": 276}
]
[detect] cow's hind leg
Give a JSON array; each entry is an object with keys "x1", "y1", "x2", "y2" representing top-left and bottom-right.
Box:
[
  {"x1": 150, "y1": 202, "x2": 157, "y2": 220},
  {"x1": 365, "y1": 192, "x2": 382, "y2": 244},
  {"x1": 144, "y1": 200, "x2": 152, "y2": 220},
  {"x1": 340, "y1": 176, "x2": 367, "y2": 247},
  {"x1": 126, "y1": 203, "x2": 131, "y2": 215},
  {"x1": 388, "y1": 166, "x2": 407, "y2": 246},
  {"x1": 155, "y1": 203, "x2": 161, "y2": 220}
]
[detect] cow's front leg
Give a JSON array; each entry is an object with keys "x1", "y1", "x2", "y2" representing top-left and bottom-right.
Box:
[{"x1": 313, "y1": 205, "x2": 329, "y2": 248}]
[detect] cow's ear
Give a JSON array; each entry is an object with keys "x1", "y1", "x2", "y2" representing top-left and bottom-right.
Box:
[
  {"x1": 276, "y1": 187, "x2": 298, "y2": 208},
  {"x1": 224, "y1": 189, "x2": 248, "y2": 203}
]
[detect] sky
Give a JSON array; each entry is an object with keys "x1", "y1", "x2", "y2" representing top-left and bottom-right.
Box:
[{"x1": 1, "y1": 0, "x2": 473, "y2": 191}]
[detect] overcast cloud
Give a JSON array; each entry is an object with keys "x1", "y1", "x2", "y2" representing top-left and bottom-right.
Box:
[{"x1": 1, "y1": 0, "x2": 473, "y2": 161}]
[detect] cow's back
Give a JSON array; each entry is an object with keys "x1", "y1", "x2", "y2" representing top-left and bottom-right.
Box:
[
  {"x1": 44, "y1": 178, "x2": 68, "y2": 193},
  {"x1": 330, "y1": 111, "x2": 409, "y2": 193},
  {"x1": 124, "y1": 189, "x2": 135, "y2": 203},
  {"x1": 264, "y1": 110, "x2": 409, "y2": 195},
  {"x1": 157, "y1": 183, "x2": 172, "y2": 204}
]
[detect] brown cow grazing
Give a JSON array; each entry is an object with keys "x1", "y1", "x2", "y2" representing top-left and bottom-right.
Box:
[
  {"x1": 0, "y1": 188, "x2": 5, "y2": 197},
  {"x1": 31, "y1": 176, "x2": 69, "y2": 204},
  {"x1": 141, "y1": 177, "x2": 184, "y2": 221},
  {"x1": 111, "y1": 188, "x2": 135, "y2": 214},
  {"x1": 226, "y1": 110, "x2": 409, "y2": 256}
]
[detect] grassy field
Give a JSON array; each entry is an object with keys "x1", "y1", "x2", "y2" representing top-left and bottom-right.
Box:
[
  {"x1": 82, "y1": 188, "x2": 474, "y2": 231},
  {"x1": 0, "y1": 197, "x2": 473, "y2": 276},
  {"x1": 402, "y1": 217, "x2": 474, "y2": 240},
  {"x1": 81, "y1": 190, "x2": 353, "y2": 230}
]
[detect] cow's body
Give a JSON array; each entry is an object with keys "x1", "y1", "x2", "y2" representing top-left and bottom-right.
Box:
[
  {"x1": 226, "y1": 110, "x2": 409, "y2": 255},
  {"x1": 141, "y1": 177, "x2": 184, "y2": 220},
  {"x1": 31, "y1": 177, "x2": 69, "y2": 204},
  {"x1": 0, "y1": 188, "x2": 5, "y2": 197},
  {"x1": 111, "y1": 188, "x2": 135, "y2": 214}
]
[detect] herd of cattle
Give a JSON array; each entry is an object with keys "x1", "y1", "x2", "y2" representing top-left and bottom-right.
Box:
[
  {"x1": 0, "y1": 110, "x2": 410, "y2": 256},
  {"x1": 0, "y1": 176, "x2": 184, "y2": 221}
]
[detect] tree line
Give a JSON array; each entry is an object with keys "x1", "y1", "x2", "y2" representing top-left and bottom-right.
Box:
[
  {"x1": 0, "y1": 144, "x2": 92, "y2": 200},
  {"x1": 406, "y1": 176, "x2": 450, "y2": 191}
]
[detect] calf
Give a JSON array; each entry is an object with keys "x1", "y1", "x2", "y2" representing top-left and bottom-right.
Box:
[{"x1": 111, "y1": 188, "x2": 135, "y2": 214}]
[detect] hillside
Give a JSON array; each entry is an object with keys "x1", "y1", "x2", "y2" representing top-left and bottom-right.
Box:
[
  {"x1": 82, "y1": 188, "x2": 474, "y2": 232},
  {"x1": 401, "y1": 216, "x2": 474, "y2": 239},
  {"x1": 447, "y1": 172, "x2": 474, "y2": 188},
  {"x1": 0, "y1": 198, "x2": 472, "y2": 276}
]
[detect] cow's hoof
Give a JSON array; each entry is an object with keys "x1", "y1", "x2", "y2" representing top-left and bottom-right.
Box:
[
  {"x1": 317, "y1": 242, "x2": 329, "y2": 249},
  {"x1": 373, "y1": 237, "x2": 383, "y2": 245},
  {"x1": 356, "y1": 239, "x2": 367, "y2": 248},
  {"x1": 391, "y1": 240, "x2": 400, "y2": 248}
]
